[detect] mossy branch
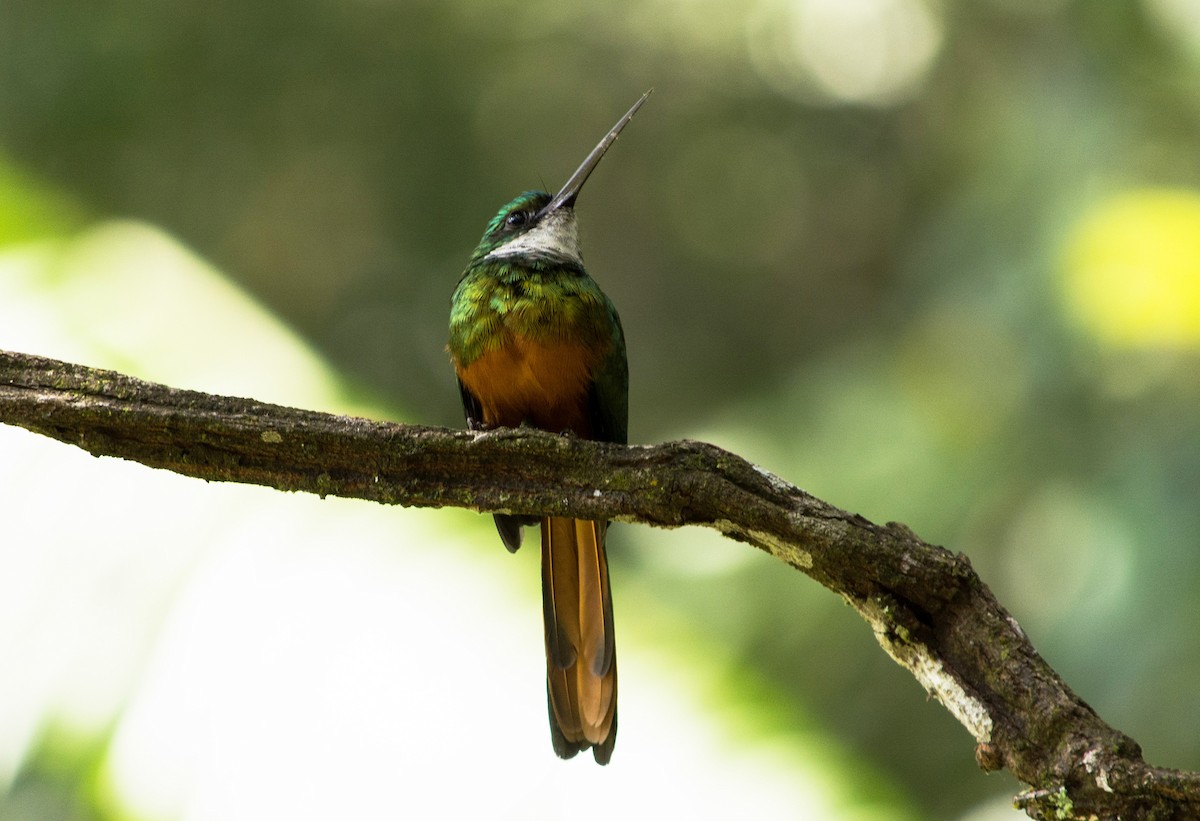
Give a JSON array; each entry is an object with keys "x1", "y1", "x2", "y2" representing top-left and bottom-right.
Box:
[{"x1": 1, "y1": 348, "x2": 1197, "y2": 820}]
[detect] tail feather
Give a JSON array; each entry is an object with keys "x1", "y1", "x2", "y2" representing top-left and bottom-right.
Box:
[{"x1": 541, "y1": 516, "x2": 618, "y2": 764}]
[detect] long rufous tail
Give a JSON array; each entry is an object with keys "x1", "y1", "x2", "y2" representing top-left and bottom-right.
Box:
[{"x1": 541, "y1": 516, "x2": 617, "y2": 764}]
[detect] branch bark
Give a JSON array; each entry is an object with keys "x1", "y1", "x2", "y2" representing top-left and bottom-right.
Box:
[{"x1": 1, "y1": 348, "x2": 1196, "y2": 819}]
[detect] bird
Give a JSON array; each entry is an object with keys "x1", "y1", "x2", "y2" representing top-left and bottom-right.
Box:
[{"x1": 447, "y1": 91, "x2": 649, "y2": 764}]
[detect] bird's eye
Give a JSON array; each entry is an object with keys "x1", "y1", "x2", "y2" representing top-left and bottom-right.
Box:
[{"x1": 505, "y1": 210, "x2": 528, "y2": 229}]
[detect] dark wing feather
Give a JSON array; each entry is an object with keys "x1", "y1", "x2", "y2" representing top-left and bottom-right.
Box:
[
  {"x1": 457, "y1": 377, "x2": 484, "y2": 431},
  {"x1": 586, "y1": 313, "x2": 629, "y2": 445}
]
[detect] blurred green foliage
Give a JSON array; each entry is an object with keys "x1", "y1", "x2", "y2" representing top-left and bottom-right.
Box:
[{"x1": 4, "y1": 0, "x2": 1200, "y2": 818}]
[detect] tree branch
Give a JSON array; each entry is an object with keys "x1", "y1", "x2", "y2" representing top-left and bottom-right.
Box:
[{"x1": 1, "y1": 348, "x2": 1196, "y2": 819}]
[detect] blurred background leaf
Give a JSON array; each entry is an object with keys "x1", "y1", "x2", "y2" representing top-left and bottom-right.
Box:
[{"x1": 3, "y1": 0, "x2": 1200, "y2": 818}]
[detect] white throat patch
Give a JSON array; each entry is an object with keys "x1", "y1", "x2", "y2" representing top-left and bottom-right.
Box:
[{"x1": 485, "y1": 209, "x2": 582, "y2": 266}]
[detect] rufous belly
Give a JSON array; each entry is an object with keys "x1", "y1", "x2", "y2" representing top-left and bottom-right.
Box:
[{"x1": 456, "y1": 333, "x2": 600, "y2": 435}]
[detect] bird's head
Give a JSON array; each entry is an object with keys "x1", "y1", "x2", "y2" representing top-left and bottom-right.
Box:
[{"x1": 468, "y1": 90, "x2": 652, "y2": 268}]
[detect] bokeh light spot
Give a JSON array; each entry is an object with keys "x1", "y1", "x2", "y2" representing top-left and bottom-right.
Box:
[
  {"x1": 1001, "y1": 484, "x2": 1134, "y2": 634},
  {"x1": 1061, "y1": 188, "x2": 1200, "y2": 348},
  {"x1": 748, "y1": 0, "x2": 943, "y2": 106},
  {"x1": 1144, "y1": 0, "x2": 1200, "y2": 58}
]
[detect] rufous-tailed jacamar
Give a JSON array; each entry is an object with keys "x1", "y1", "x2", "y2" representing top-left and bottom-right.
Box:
[{"x1": 447, "y1": 92, "x2": 649, "y2": 764}]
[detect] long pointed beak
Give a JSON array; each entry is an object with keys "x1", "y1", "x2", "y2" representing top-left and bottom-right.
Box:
[{"x1": 536, "y1": 89, "x2": 653, "y2": 219}]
